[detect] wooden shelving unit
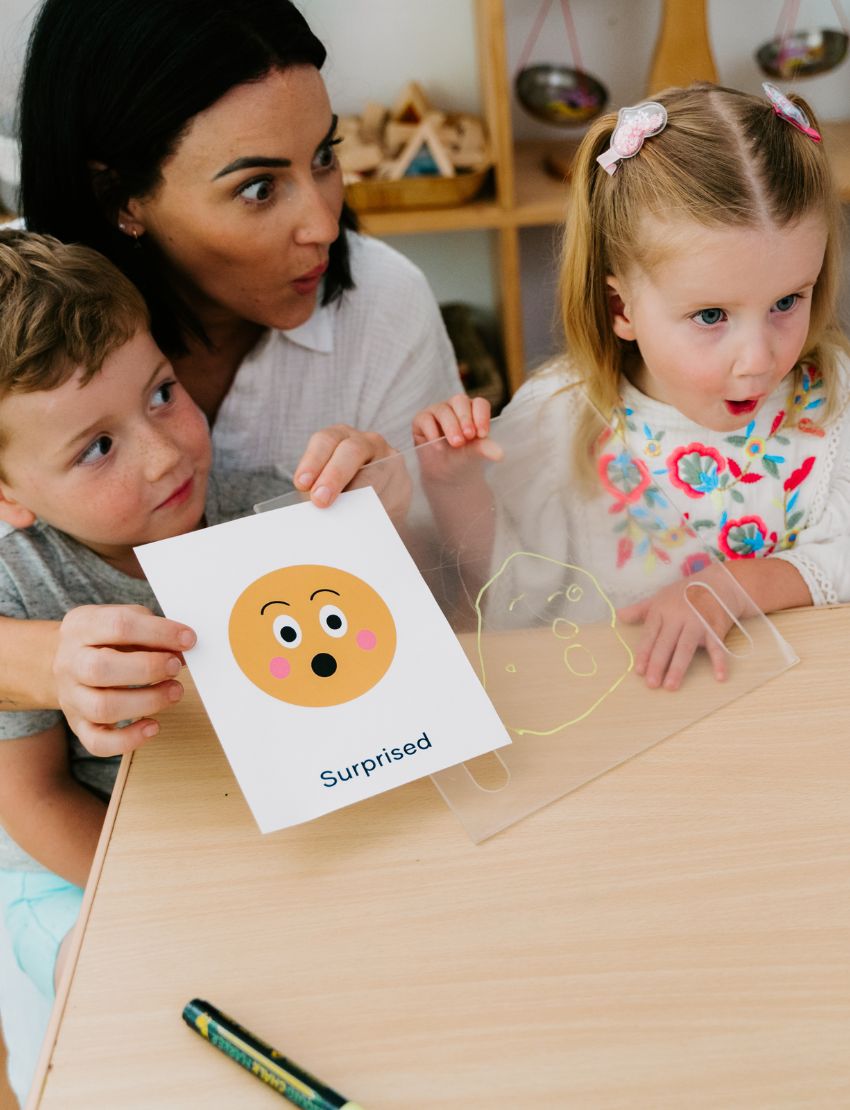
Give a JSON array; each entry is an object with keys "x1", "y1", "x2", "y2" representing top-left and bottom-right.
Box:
[{"x1": 356, "y1": 0, "x2": 850, "y2": 397}]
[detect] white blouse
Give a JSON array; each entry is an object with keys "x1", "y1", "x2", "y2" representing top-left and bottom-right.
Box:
[{"x1": 212, "y1": 233, "x2": 462, "y2": 480}]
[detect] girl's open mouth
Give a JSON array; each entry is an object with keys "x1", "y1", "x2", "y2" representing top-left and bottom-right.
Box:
[{"x1": 725, "y1": 398, "x2": 759, "y2": 415}]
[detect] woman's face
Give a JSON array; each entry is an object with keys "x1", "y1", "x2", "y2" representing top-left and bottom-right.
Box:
[{"x1": 126, "y1": 65, "x2": 343, "y2": 332}]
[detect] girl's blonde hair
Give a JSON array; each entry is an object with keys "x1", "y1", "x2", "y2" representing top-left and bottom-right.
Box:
[{"x1": 560, "y1": 82, "x2": 846, "y2": 422}]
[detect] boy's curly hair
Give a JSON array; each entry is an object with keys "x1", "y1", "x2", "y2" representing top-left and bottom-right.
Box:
[{"x1": 0, "y1": 228, "x2": 149, "y2": 395}]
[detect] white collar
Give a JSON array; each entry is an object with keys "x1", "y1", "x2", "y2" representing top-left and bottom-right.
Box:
[{"x1": 281, "y1": 299, "x2": 335, "y2": 354}]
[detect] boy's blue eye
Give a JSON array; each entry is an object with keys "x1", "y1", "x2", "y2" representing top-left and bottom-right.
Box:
[
  {"x1": 693, "y1": 307, "x2": 726, "y2": 326},
  {"x1": 152, "y1": 380, "x2": 176, "y2": 407},
  {"x1": 774, "y1": 294, "x2": 798, "y2": 312},
  {"x1": 78, "y1": 435, "x2": 113, "y2": 466}
]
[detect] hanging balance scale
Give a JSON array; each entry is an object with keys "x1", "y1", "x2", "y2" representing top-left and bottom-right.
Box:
[{"x1": 514, "y1": 0, "x2": 608, "y2": 179}]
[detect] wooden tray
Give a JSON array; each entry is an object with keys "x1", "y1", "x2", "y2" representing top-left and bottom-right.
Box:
[{"x1": 345, "y1": 165, "x2": 491, "y2": 213}]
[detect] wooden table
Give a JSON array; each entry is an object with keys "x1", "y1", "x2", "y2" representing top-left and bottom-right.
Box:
[{"x1": 30, "y1": 607, "x2": 850, "y2": 1108}]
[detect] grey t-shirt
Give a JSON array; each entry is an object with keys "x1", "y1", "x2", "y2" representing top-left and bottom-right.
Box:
[{"x1": 0, "y1": 469, "x2": 287, "y2": 873}]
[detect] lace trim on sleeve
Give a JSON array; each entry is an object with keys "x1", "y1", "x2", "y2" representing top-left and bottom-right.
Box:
[{"x1": 774, "y1": 549, "x2": 838, "y2": 606}]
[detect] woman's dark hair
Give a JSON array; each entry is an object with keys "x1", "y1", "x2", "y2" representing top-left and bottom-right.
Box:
[{"x1": 18, "y1": 0, "x2": 357, "y2": 356}]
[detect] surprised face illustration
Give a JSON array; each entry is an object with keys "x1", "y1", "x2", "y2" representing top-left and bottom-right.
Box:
[{"x1": 228, "y1": 565, "x2": 396, "y2": 707}]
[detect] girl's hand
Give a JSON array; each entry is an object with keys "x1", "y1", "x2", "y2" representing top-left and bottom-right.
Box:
[
  {"x1": 54, "y1": 605, "x2": 196, "y2": 756},
  {"x1": 618, "y1": 568, "x2": 740, "y2": 691},
  {"x1": 413, "y1": 393, "x2": 492, "y2": 447},
  {"x1": 413, "y1": 395, "x2": 503, "y2": 488},
  {"x1": 293, "y1": 425, "x2": 399, "y2": 508}
]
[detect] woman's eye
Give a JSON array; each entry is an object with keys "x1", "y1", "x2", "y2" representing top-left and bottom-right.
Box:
[
  {"x1": 319, "y1": 604, "x2": 347, "y2": 638},
  {"x1": 77, "y1": 435, "x2": 113, "y2": 466},
  {"x1": 238, "y1": 178, "x2": 274, "y2": 203},
  {"x1": 272, "y1": 614, "x2": 302, "y2": 648},
  {"x1": 314, "y1": 137, "x2": 342, "y2": 172},
  {"x1": 693, "y1": 307, "x2": 726, "y2": 326},
  {"x1": 773, "y1": 294, "x2": 799, "y2": 313},
  {"x1": 151, "y1": 380, "x2": 175, "y2": 407}
]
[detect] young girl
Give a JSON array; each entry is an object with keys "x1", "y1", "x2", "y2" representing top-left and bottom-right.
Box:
[{"x1": 414, "y1": 82, "x2": 850, "y2": 691}]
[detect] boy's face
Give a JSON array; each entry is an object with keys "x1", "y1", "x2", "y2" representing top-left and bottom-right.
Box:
[{"x1": 0, "y1": 329, "x2": 211, "y2": 567}]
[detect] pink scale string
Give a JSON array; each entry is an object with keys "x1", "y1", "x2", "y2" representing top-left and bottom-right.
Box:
[{"x1": 515, "y1": 0, "x2": 586, "y2": 78}]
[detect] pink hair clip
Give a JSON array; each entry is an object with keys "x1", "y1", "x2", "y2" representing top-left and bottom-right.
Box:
[
  {"x1": 596, "y1": 101, "x2": 668, "y2": 175},
  {"x1": 763, "y1": 82, "x2": 821, "y2": 142}
]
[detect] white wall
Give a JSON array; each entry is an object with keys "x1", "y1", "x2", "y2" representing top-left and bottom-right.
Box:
[{"x1": 3, "y1": 1, "x2": 850, "y2": 365}]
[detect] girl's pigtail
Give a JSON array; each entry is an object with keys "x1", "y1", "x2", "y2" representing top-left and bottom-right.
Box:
[{"x1": 559, "y1": 112, "x2": 623, "y2": 419}]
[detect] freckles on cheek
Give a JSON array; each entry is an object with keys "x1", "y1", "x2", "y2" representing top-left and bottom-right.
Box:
[
  {"x1": 269, "y1": 657, "x2": 291, "y2": 679},
  {"x1": 356, "y1": 629, "x2": 377, "y2": 651}
]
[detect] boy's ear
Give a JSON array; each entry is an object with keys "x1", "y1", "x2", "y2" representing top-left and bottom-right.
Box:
[
  {"x1": 0, "y1": 486, "x2": 36, "y2": 530},
  {"x1": 606, "y1": 275, "x2": 636, "y2": 342}
]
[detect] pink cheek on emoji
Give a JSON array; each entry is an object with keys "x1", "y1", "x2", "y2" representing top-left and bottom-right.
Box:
[
  {"x1": 269, "y1": 657, "x2": 291, "y2": 680},
  {"x1": 356, "y1": 629, "x2": 377, "y2": 651}
]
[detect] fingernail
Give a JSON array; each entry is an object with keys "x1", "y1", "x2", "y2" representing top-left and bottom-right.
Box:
[
  {"x1": 142, "y1": 722, "x2": 159, "y2": 739},
  {"x1": 313, "y1": 486, "x2": 331, "y2": 506},
  {"x1": 178, "y1": 629, "x2": 196, "y2": 649},
  {"x1": 165, "y1": 656, "x2": 181, "y2": 677},
  {"x1": 168, "y1": 682, "x2": 183, "y2": 702},
  {"x1": 296, "y1": 471, "x2": 314, "y2": 489}
]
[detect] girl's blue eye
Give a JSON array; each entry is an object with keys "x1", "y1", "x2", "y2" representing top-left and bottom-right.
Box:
[
  {"x1": 314, "y1": 137, "x2": 342, "y2": 172},
  {"x1": 152, "y1": 380, "x2": 176, "y2": 407},
  {"x1": 774, "y1": 294, "x2": 798, "y2": 313},
  {"x1": 693, "y1": 307, "x2": 726, "y2": 326},
  {"x1": 78, "y1": 435, "x2": 113, "y2": 466},
  {"x1": 238, "y1": 178, "x2": 274, "y2": 202}
]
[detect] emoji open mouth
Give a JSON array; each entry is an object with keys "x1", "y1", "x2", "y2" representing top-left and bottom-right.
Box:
[
  {"x1": 725, "y1": 398, "x2": 758, "y2": 415},
  {"x1": 311, "y1": 652, "x2": 337, "y2": 678}
]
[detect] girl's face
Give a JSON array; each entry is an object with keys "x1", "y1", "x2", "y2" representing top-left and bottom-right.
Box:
[
  {"x1": 125, "y1": 65, "x2": 343, "y2": 333},
  {"x1": 607, "y1": 213, "x2": 828, "y2": 431}
]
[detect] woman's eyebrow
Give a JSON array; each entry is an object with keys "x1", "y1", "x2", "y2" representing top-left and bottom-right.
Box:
[{"x1": 213, "y1": 155, "x2": 292, "y2": 180}]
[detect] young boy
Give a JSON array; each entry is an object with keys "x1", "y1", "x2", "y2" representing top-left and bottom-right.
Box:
[{"x1": 0, "y1": 229, "x2": 286, "y2": 1102}]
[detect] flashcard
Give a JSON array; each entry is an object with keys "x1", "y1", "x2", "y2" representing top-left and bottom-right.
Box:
[{"x1": 136, "y1": 486, "x2": 511, "y2": 832}]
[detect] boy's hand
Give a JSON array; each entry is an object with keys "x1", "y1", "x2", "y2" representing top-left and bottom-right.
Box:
[
  {"x1": 293, "y1": 425, "x2": 399, "y2": 508},
  {"x1": 618, "y1": 566, "x2": 741, "y2": 691},
  {"x1": 54, "y1": 605, "x2": 196, "y2": 756}
]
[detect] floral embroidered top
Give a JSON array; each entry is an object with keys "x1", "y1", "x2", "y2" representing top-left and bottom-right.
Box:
[{"x1": 489, "y1": 357, "x2": 850, "y2": 607}]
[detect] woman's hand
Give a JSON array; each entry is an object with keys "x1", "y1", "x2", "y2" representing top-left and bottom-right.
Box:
[
  {"x1": 293, "y1": 424, "x2": 401, "y2": 507},
  {"x1": 293, "y1": 424, "x2": 412, "y2": 521},
  {"x1": 54, "y1": 605, "x2": 196, "y2": 756},
  {"x1": 617, "y1": 565, "x2": 741, "y2": 690}
]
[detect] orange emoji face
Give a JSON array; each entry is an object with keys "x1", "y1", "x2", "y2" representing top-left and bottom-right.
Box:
[{"x1": 228, "y1": 564, "x2": 396, "y2": 707}]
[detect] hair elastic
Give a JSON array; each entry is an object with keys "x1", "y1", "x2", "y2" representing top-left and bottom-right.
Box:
[
  {"x1": 596, "y1": 101, "x2": 668, "y2": 175},
  {"x1": 762, "y1": 82, "x2": 821, "y2": 142}
]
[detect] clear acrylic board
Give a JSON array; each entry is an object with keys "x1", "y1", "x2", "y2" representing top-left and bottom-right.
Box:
[{"x1": 258, "y1": 381, "x2": 797, "y2": 842}]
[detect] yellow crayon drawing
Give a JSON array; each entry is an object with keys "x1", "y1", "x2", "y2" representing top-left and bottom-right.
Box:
[{"x1": 474, "y1": 551, "x2": 634, "y2": 736}]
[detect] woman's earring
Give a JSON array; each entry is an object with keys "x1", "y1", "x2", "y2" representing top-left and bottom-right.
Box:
[{"x1": 119, "y1": 222, "x2": 143, "y2": 248}]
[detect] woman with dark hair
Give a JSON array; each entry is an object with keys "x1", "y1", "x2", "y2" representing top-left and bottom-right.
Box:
[
  {"x1": 0, "y1": 0, "x2": 462, "y2": 748},
  {"x1": 19, "y1": 0, "x2": 460, "y2": 473}
]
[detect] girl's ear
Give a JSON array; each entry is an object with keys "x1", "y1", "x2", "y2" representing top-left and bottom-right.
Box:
[
  {"x1": 606, "y1": 275, "x2": 636, "y2": 342},
  {"x1": 0, "y1": 486, "x2": 36, "y2": 530}
]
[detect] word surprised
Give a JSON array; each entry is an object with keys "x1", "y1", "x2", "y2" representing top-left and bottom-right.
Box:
[{"x1": 321, "y1": 732, "x2": 432, "y2": 787}]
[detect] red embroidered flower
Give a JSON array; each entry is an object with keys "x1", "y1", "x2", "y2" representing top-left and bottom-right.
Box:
[
  {"x1": 666, "y1": 443, "x2": 726, "y2": 498},
  {"x1": 598, "y1": 452, "x2": 651, "y2": 510},
  {"x1": 717, "y1": 515, "x2": 771, "y2": 559}
]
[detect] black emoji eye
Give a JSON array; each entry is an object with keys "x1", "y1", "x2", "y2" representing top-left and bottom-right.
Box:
[
  {"x1": 272, "y1": 614, "x2": 302, "y2": 648},
  {"x1": 319, "y1": 604, "x2": 347, "y2": 638}
]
